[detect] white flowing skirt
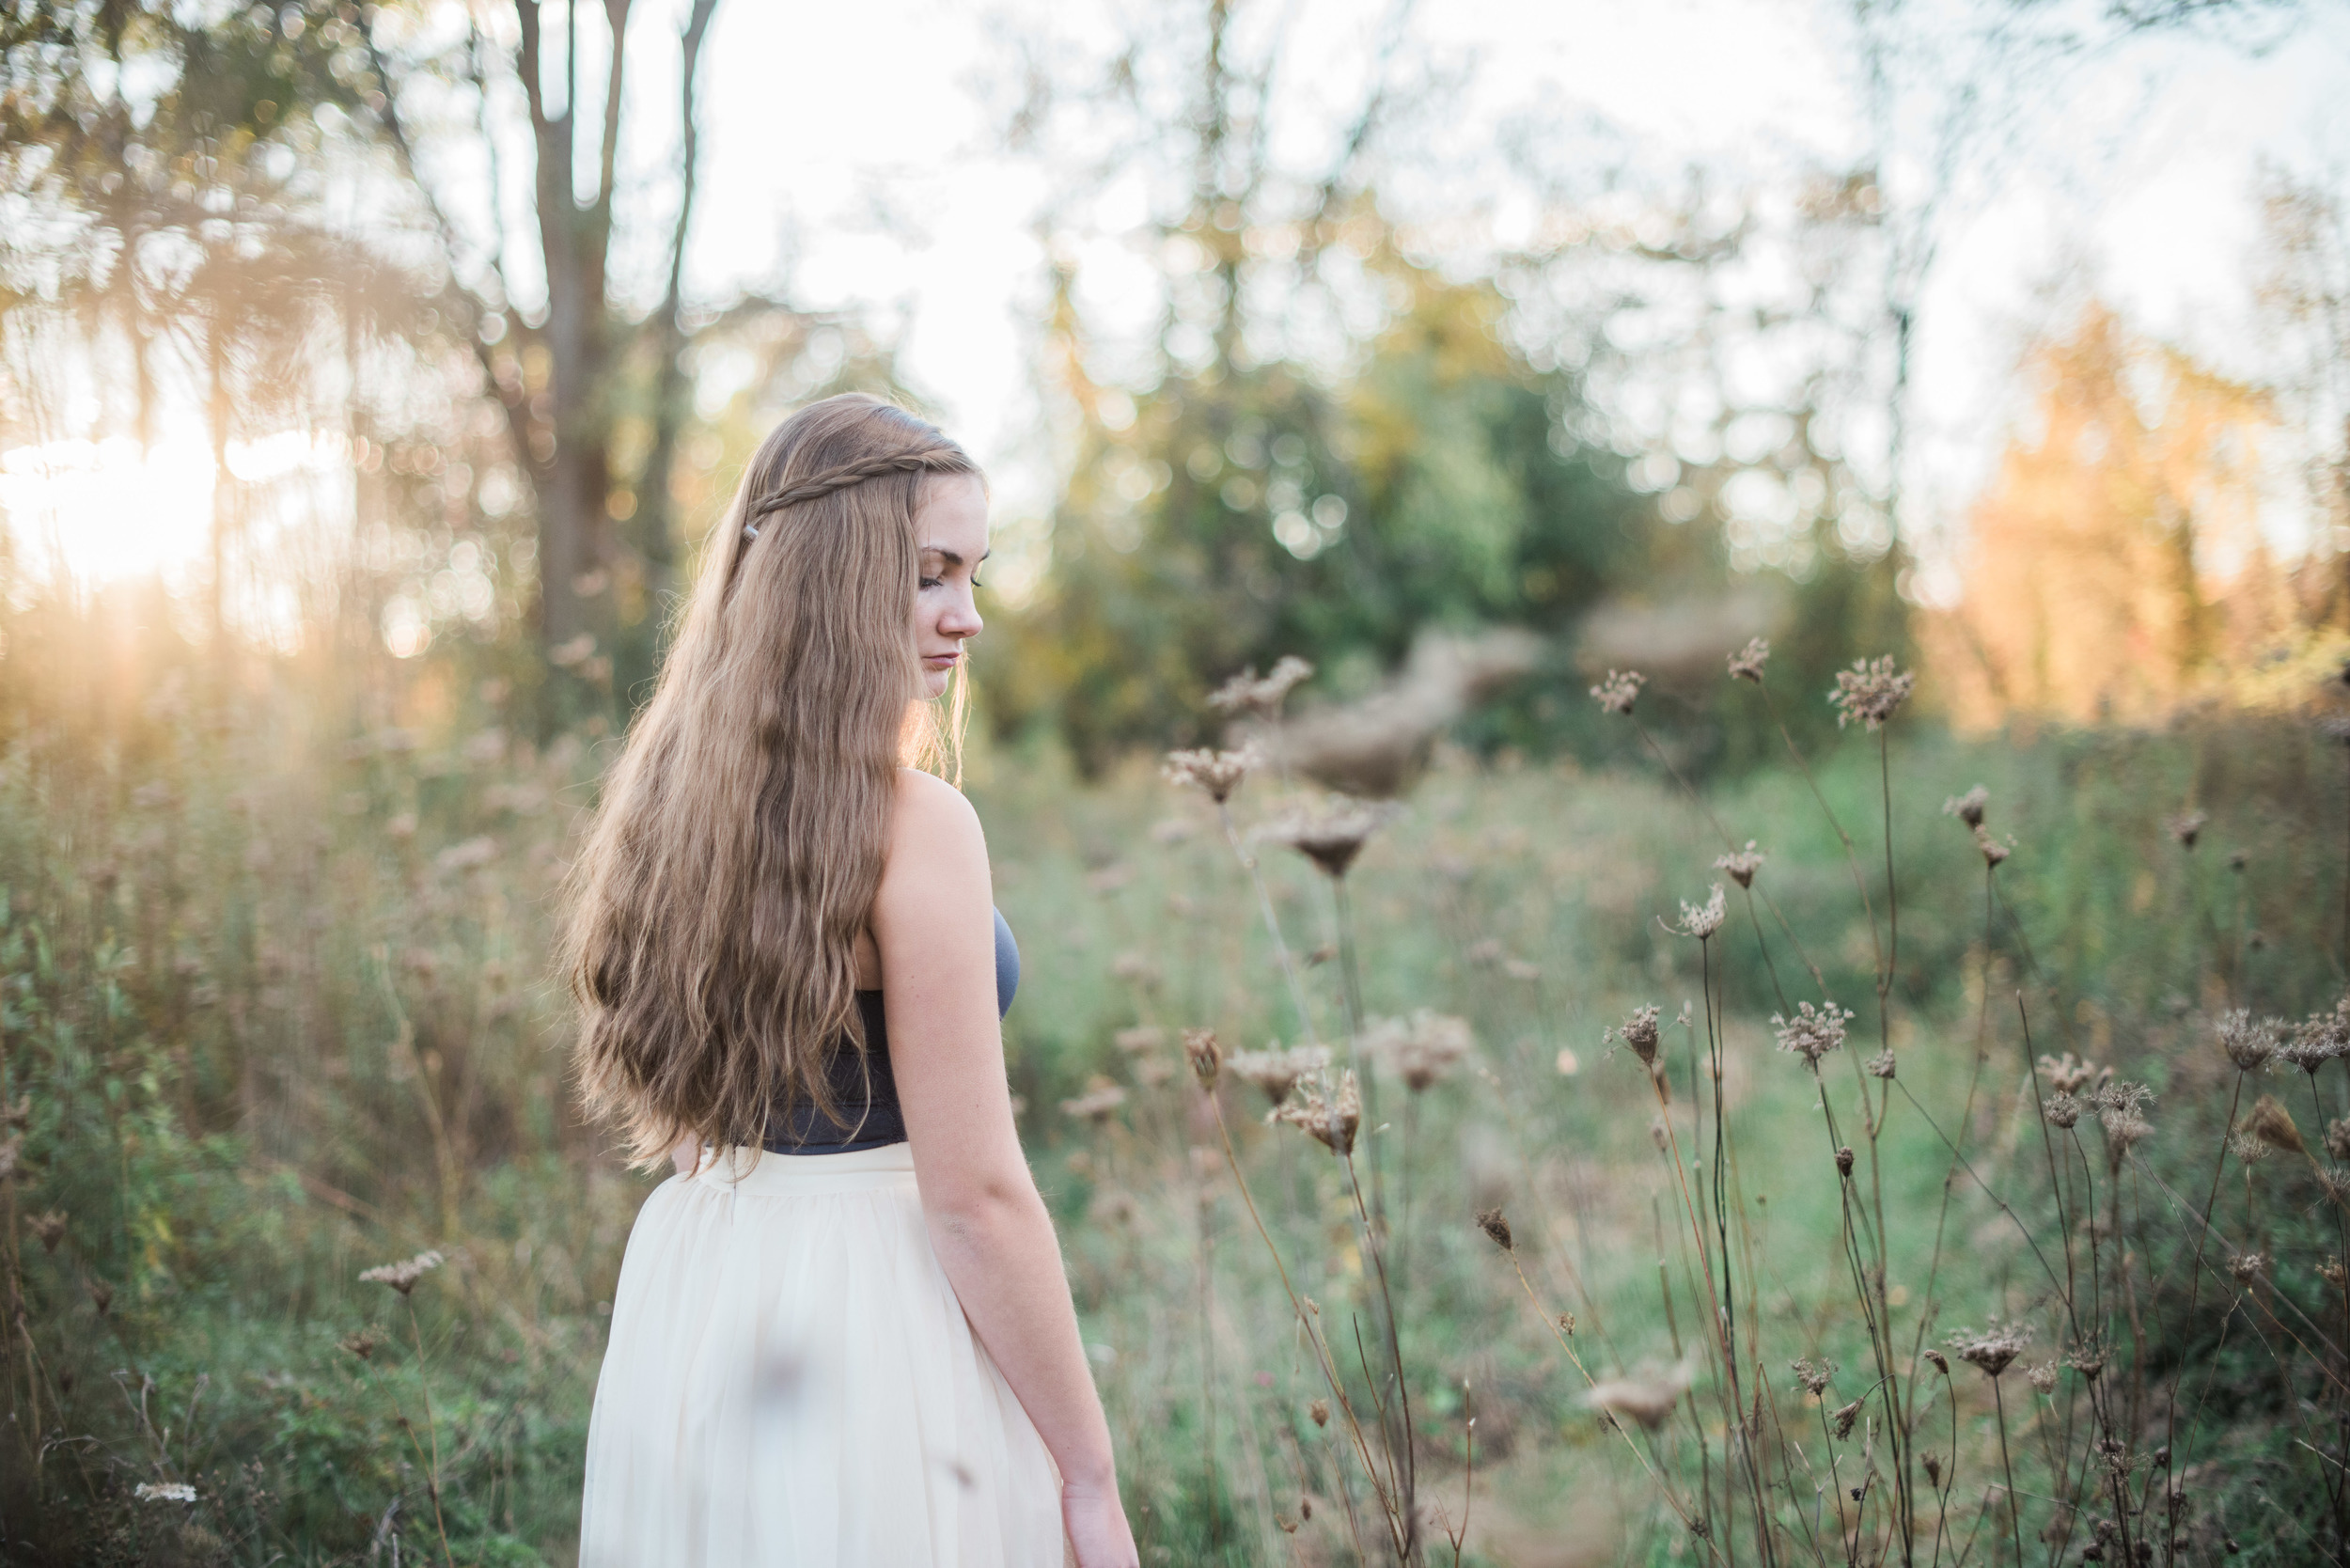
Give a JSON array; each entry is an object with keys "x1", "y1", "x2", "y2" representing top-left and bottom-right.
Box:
[{"x1": 578, "y1": 1143, "x2": 1067, "y2": 1567}]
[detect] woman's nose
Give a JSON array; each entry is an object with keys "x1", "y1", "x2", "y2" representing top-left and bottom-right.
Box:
[{"x1": 942, "y1": 592, "x2": 982, "y2": 639}]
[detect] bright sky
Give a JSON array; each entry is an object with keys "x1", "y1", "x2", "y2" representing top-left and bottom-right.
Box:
[{"x1": 8, "y1": 0, "x2": 2344, "y2": 606}]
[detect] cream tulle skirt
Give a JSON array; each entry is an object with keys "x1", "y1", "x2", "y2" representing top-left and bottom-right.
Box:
[{"x1": 578, "y1": 1143, "x2": 1068, "y2": 1567}]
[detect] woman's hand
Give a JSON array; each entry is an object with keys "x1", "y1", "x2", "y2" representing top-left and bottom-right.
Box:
[{"x1": 1061, "y1": 1477, "x2": 1138, "y2": 1568}]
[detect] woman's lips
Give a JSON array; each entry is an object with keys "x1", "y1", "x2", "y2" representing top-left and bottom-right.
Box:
[{"x1": 923, "y1": 651, "x2": 960, "y2": 666}]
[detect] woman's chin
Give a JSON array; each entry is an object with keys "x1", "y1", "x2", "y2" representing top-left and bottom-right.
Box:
[{"x1": 919, "y1": 670, "x2": 952, "y2": 700}]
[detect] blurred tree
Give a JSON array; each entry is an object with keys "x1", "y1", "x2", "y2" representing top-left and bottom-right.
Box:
[
  {"x1": 1922, "y1": 302, "x2": 2318, "y2": 727},
  {"x1": 2252, "y1": 160, "x2": 2350, "y2": 625},
  {"x1": 981, "y1": 0, "x2": 1653, "y2": 769},
  {"x1": 1, "y1": 2, "x2": 917, "y2": 725}
]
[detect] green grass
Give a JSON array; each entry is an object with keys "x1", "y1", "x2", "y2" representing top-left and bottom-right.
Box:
[{"x1": 1, "y1": 625, "x2": 2344, "y2": 1564}]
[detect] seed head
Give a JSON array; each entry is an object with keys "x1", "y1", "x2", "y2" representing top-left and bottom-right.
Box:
[
  {"x1": 1728, "y1": 637, "x2": 1770, "y2": 683},
  {"x1": 1830, "y1": 1399, "x2": 1862, "y2": 1439},
  {"x1": 2321, "y1": 1258, "x2": 2347, "y2": 1289},
  {"x1": 1608, "y1": 1004, "x2": 1663, "y2": 1066},
  {"x1": 359, "y1": 1249, "x2": 446, "y2": 1296},
  {"x1": 1772, "y1": 1000, "x2": 1856, "y2": 1070},
  {"x1": 1714, "y1": 841, "x2": 1764, "y2": 888},
  {"x1": 2227, "y1": 1131, "x2": 2269, "y2": 1166},
  {"x1": 1256, "y1": 796, "x2": 1398, "y2": 880},
  {"x1": 1227, "y1": 1043, "x2": 1330, "y2": 1105},
  {"x1": 2229, "y1": 1252, "x2": 2266, "y2": 1283},
  {"x1": 1674, "y1": 883, "x2": 1728, "y2": 939},
  {"x1": 1943, "y1": 785, "x2": 1989, "y2": 829},
  {"x1": 1059, "y1": 1078, "x2": 1129, "y2": 1122},
  {"x1": 2167, "y1": 809, "x2": 2208, "y2": 849},
  {"x1": 1922, "y1": 1349, "x2": 1950, "y2": 1376},
  {"x1": 1365, "y1": 1010, "x2": 1475, "y2": 1092},
  {"x1": 2043, "y1": 1092, "x2": 2084, "y2": 1130},
  {"x1": 1583, "y1": 1361, "x2": 1694, "y2": 1431},
  {"x1": 1950, "y1": 1322, "x2": 2031, "y2": 1378},
  {"x1": 1273, "y1": 1070, "x2": 1361, "y2": 1156},
  {"x1": 1163, "y1": 746, "x2": 1256, "y2": 805},
  {"x1": 133, "y1": 1482, "x2": 196, "y2": 1503},
  {"x1": 2038, "y1": 1053, "x2": 2100, "y2": 1094},
  {"x1": 1792, "y1": 1357, "x2": 1833, "y2": 1396},
  {"x1": 1590, "y1": 669, "x2": 1646, "y2": 716},
  {"x1": 339, "y1": 1325, "x2": 384, "y2": 1359},
  {"x1": 1866, "y1": 1049, "x2": 1896, "y2": 1080},
  {"x1": 2063, "y1": 1342, "x2": 2107, "y2": 1381},
  {"x1": 1308, "y1": 1398, "x2": 1330, "y2": 1427},
  {"x1": 2327, "y1": 1120, "x2": 2350, "y2": 1163},
  {"x1": 1208, "y1": 656, "x2": 1314, "y2": 718},
  {"x1": 2279, "y1": 1002, "x2": 2350, "y2": 1074},
  {"x1": 2027, "y1": 1363, "x2": 2059, "y2": 1395},
  {"x1": 2093, "y1": 1080, "x2": 2155, "y2": 1161},
  {"x1": 1182, "y1": 1027, "x2": 1223, "y2": 1089},
  {"x1": 1974, "y1": 826, "x2": 2013, "y2": 868},
  {"x1": 1923, "y1": 1454, "x2": 1944, "y2": 1487},
  {"x1": 27, "y1": 1210, "x2": 66, "y2": 1253},
  {"x1": 1835, "y1": 1145, "x2": 1856, "y2": 1176},
  {"x1": 1828, "y1": 656, "x2": 1915, "y2": 730},
  {"x1": 2217, "y1": 1011, "x2": 2281, "y2": 1073},
  {"x1": 1477, "y1": 1207, "x2": 1514, "y2": 1251},
  {"x1": 2243, "y1": 1094, "x2": 2305, "y2": 1155}
]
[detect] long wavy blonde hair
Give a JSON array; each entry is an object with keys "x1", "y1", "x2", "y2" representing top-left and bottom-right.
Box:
[{"x1": 562, "y1": 393, "x2": 979, "y2": 1168}]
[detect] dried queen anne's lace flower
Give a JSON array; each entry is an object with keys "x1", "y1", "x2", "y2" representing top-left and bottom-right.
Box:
[
  {"x1": 1949, "y1": 1322, "x2": 2031, "y2": 1378},
  {"x1": 1208, "y1": 655, "x2": 1314, "y2": 717},
  {"x1": 1727, "y1": 637, "x2": 1770, "y2": 683},
  {"x1": 1226, "y1": 1044, "x2": 1331, "y2": 1105},
  {"x1": 1582, "y1": 1361, "x2": 1694, "y2": 1432},
  {"x1": 2217, "y1": 1010, "x2": 2280, "y2": 1072},
  {"x1": 1182, "y1": 1027, "x2": 1223, "y2": 1088},
  {"x1": 1590, "y1": 669, "x2": 1645, "y2": 716},
  {"x1": 1714, "y1": 842, "x2": 1765, "y2": 888},
  {"x1": 1772, "y1": 1001, "x2": 1856, "y2": 1069},
  {"x1": 1059, "y1": 1078, "x2": 1129, "y2": 1122},
  {"x1": 1828, "y1": 657, "x2": 1915, "y2": 730},
  {"x1": 2038, "y1": 1053, "x2": 2100, "y2": 1094},
  {"x1": 1274, "y1": 1070, "x2": 1362, "y2": 1156},
  {"x1": 2279, "y1": 1001, "x2": 2350, "y2": 1074},
  {"x1": 1675, "y1": 884, "x2": 1728, "y2": 939},
  {"x1": 1162, "y1": 746, "x2": 1256, "y2": 804},
  {"x1": 1364, "y1": 1010, "x2": 1476, "y2": 1091},
  {"x1": 359, "y1": 1250, "x2": 446, "y2": 1296},
  {"x1": 2093, "y1": 1081, "x2": 2156, "y2": 1160},
  {"x1": 1943, "y1": 785, "x2": 1989, "y2": 829},
  {"x1": 1607, "y1": 1004, "x2": 1663, "y2": 1067},
  {"x1": 1257, "y1": 798, "x2": 1397, "y2": 880}
]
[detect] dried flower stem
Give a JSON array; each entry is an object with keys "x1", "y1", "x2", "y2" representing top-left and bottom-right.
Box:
[
  {"x1": 1199, "y1": 1085, "x2": 1403, "y2": 1555},
  {"x1": 1497, "y1": 1249, "x2": 1716, "y2": 1551},
  {"x1": 406, "y1": 1297, "x2": 457, "y2": 1568},
  {"x1": 1214, "y1": 801, "x2": 1320, "y2": 1048},
  {"x1": 1991, "y1": 1374, "x2": 2026, "y2": 1568}
]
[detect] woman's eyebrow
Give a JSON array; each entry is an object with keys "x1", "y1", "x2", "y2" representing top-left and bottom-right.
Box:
[{"x1": 916, "y1": 546, "x2": 993, "y2": 567}]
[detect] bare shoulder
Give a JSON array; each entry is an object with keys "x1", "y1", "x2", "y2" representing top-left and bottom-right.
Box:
[{"x1": 885, "y1": 767, "x2": 986, "y2": 870}]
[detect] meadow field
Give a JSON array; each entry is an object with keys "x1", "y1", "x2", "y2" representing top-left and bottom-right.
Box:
[{"x1": 3, "y1": 599, "x2": 2344, "y2": 1567}]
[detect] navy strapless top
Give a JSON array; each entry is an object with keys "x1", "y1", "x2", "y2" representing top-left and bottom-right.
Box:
[{"x1": 764, "y1": 907, "x2": 1019, "y2": 1155}]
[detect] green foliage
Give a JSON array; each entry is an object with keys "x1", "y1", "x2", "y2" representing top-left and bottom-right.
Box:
[{"x1": 983, "y1": 243, "x2": 1652, "y2": 772}]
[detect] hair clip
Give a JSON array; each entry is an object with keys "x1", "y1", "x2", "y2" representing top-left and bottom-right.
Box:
[{"x1": 743, "y1": 522, "x2": 760, "y2": 541}]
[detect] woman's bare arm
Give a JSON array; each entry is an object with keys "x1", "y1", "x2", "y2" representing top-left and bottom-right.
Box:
[{"x1": 873, "y1": 769, "x2": 1127, "y2": 1506}]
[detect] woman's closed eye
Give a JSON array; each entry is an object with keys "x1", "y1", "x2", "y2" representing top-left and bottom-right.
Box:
[{"x1": 919, "y1": 575, "x2": 983, "y2": 590}]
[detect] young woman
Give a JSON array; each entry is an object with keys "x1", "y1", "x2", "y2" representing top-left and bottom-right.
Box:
[{"x1": 563, "y1": 393, "x2": 1137, "y2": 1567}]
